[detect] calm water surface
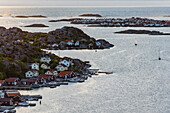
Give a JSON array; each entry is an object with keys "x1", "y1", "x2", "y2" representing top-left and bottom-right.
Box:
[{"x1": 0, "y1": 7, "x2": 170, "y2": 113}]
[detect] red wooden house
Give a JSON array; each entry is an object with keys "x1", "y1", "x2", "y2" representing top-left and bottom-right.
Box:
[
  {"x1": 5, "y1": 90, "x2": 22, "y2": 102},
  {"x1": 58, "y1": 71, "x2": 75, "y2": 79},
  {"x1": 38, "y1": 74, "x2": 56, "y2": 84},
  {"x1": 0, "y1": 98, "x2": 14, "y2": 106},
  {"x1": 26, "y1": 78, "x2": 39, "y2": 85},
  {"x1": 5, "y1": 78, "x2": 20, "y2": 86}
]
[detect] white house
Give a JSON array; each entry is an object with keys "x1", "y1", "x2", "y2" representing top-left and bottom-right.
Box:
[
  {"x1": 52, "y1": 43, "x2": 59, "y2": 48},
  {"x1": 31, "y1": 63, "x2": 39, "y2": 70},
  {"x1": 25, "y1": 70, "x2": 39, "y2": 78},
  {"x1": 29, "y1": 41, "x2": 34, "y2": 44},
  {"x1": 0, "y1": 91, "x2": 5, "y2": 98},
  {"x1": 59, "y1": 59, "x2": 71, "y2": 67},
  {"x1": 75, "y1": 41, "x2": 80, "y2": 46},
  {"x1": 40, "y1": 57, "x2": 51, "y2": 64},
  {"x1": 55, "y1": 64, "x2": 68, "y2": 72},
  {"x1": 16, "y1": 39, "x2": 23, "y2": 43},
  {"x1": 96, "y1": 42, "x2": 101, "y2": 46},
  {"x1": 66, "y1": 40, "x2": 74, "y2": 46},
  {"x1": 45, "y1": 70, "x2": 58, "y2": 76}
]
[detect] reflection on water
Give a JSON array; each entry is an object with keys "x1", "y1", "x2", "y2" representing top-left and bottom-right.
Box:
[{"x1": 0, "y1": 7, "x2": 170, "y2": 113}]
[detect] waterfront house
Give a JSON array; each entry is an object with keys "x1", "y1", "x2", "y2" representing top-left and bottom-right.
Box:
[
  {"x1": 75, "y1": 41, "x2": 80, "y2": 46},
  {"x1": 25, "y1": 70, "x2": 39, "y2": 78},
  {"x1": 38, "y1": 77, "x2": 46, "y2": 84},
  {"x1": 59, "y1": 41, "x2": 66, "y2": 47},
  {"x1": 5, "y1": 78, "x2": 20, "y2": 86},
  {"x1": 40, "y1": 57, "x2": 51, "y2": 64},
  {"x1": 38, "y1": 74, "x2": 56, "y2": 83},
  {"x1": 0, "y1": 98, "x2": 14, "y2": 106},
  {"x1": 59, "y1": 59, "x2": 71, "y2": 67},
  {"x1": 31, "y1": 63, "x2": 39, "y2": 70},
  {"x1": 45, "y1": 70, "x2": 58, "y2": 76},
  {"x1": 52, "y1": 43, "x2": 59, "y2": 48},
  {"x1": 20, "y1": 79, "x2": 28, "y2": 85},
  {"x1": 41, "y1": 63, "x2": 50, "y2": 69},
  {"x1": 0, "y1": 91, "x2": 5, "y2": 98},
  {"x1": 58, "y1": 71, "x2": 75, "y2": 79},
  {"x1": 55, "y1": 64, "x2": 68, "y2": 72},
  {"x1": 96, "y1": 42, "x2": 101, "y2": 46},
  {"x1": 26, "y1": 78, "x2": 39, "y2": 85},
  {"x1": 5, "y1": 90, "x2": 22, "y2": 102},
  {"x1": 0, "y1": 80, "x2": 5, "y2": 87},
  {"x1": 88, "y1": 43, "x2": 94, "y2": 49},
  {"x1": 65, "y1": 40, "x2": 74, "y2": 46}
]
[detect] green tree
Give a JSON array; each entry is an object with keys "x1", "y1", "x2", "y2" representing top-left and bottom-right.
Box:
[{"x1": 0, "y1": 72, "x2": 4, "y2": 80}]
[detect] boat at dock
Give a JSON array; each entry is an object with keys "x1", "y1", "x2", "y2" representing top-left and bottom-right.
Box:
[
  {"x1": 98, "y1": 72, "x2": 113, "y2": 74},
  {"x1": 68, "y1": 77, "x2": 80, "y2": 83},
  {"x1": 50, "y1": 85, "x2": 56, "y2": 88},
  {"x1": 18, "y1": 102, "x2": 29, "y2": 107},
  {"x1": 29, "y1": 103, "x2": 36, "y2": 106}
]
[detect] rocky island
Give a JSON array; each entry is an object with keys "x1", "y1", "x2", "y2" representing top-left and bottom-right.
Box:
[
  {"x1": 71, "y1": 17, "x2": 170, "y2": 27},
  {"x1": 23, "y1": 24, "x2": 49, "y2": 27},
  {"x1": 0, "y1": 26, "x2": 104, "y2": 112},
  {"x1": 115, "y1": 29, "x2": 170, "y2": 35},
  {"x1": 78, "y1": 14, "x2": 102, "y2": 17},
  {"x1": 14, "y1": 15, "x2": 47, "y2": 18},
  {"x1": 0, "y1": 26, "x2": 113, "y2": 79}
]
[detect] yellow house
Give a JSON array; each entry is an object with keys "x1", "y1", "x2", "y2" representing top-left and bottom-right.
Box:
[{"x1": 41, "y1": 63, "x2": 50, "y2": 69}]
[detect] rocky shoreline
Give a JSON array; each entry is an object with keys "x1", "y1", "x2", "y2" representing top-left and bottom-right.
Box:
[
  {"x1": 115, "y1": 29, "x2": 170, "y2": 35},
  {"x1": 0, "y1": 26, "x2": 113, "y2": 79}
]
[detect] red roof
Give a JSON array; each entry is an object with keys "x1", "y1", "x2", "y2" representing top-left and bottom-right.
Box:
[
  {"x1": 39, "y1": 74, "x2": 55, "y2": 80},
  {"x1": 30, "y1": 70, "x2": 38, "y2": 74},
  {"x1": 27, "y1": 78, "x2": 38, "y2": 83},
  {"x1": 5, "y1": 78, "x2": 18, "y2": 83},
  {"x1": 58, "y1": 71, "x2": 72, "y2": 77},
  {"x1": 6, "y1": 90, "x2": 21, "y2": 97},
  {"x1": 7, "y1": 93, "x2": 21, "y2": 97},
  {"x1": 0, "y1": 80, "x2": 5, "y2": 84}
]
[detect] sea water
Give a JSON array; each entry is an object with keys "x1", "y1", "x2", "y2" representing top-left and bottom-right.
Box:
[{"x1": 0, "y1": 7, "x2": 170, "y2": 113}]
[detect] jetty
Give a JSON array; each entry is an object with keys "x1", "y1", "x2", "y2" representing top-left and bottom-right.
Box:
[
  {"x1": 0, "y1": 86, "x2": 33, "y2": 90},
  {"x1": 98, "y1": 72, "x2": 113, "y2": 74}
]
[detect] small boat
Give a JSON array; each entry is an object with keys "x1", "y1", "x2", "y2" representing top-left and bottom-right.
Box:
[
  {"x1": 68, "y1": 77, "x2": 79, "y2": 83},
  {"x1": 27, "y1": 98, "x2": 38, "y2": 101},
  {"x1": 50, "y1": 85, "x2": 56, "y2": 88},
  {"x1": 158, "y1": 49, "x2": 161, "y2": 60},
  {"x1": 135, "y1": 40, "x2": 137, "y2": 46},
  {"x1": 29, "y1": 103, "x2": 36, "y2": 106},
  {"x1": 18, "y1": 102, "x2": 29, "y2": 107}
]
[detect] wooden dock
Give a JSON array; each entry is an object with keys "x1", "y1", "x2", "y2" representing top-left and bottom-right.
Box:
[{"x1": 0, "y1": 86, "x2": 33, "y2": 90}]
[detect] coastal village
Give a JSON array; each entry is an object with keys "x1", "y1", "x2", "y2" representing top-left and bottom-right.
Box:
[
  {"x1": 0, "y1": 51, "x2": 96, "y2": 112},
  {"x1": 70, "y1": 17, "x2": 170, "y2": 27},
  {"x1": 0, "y1": 26, "x2": 105, "y2": 112}
]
